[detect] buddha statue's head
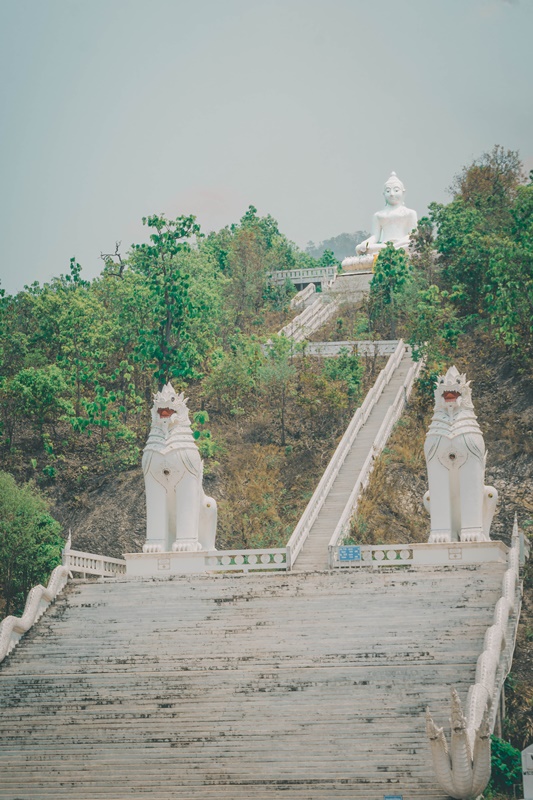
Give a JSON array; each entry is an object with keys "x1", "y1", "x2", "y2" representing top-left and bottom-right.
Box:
[{"x1": 383, "y1": 172, "x2": 405, "y2": 207}]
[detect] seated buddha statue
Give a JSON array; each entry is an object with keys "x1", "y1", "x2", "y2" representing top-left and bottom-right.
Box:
[{"x1": 355, "y1": 172, "x2": 418, "y2": 256}]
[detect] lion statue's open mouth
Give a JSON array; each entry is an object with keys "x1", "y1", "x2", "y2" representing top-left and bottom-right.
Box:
[
  {"x1": 442, "y1": 390, "x2": 461, "y2": 402},
  {"x1": 157, "y1": 408, "x2": 175, "y2": 418}
]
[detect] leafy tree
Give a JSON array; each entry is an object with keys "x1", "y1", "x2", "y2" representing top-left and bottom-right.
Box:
[
  {"x1": 322, "y1": 347, "x2": 363, "y2": 402},
  {"x1": 263, "y1": 278, "x2": 296, "y2": 312},
  {"x1": 202, "y1": 335, "x2": 263, "y2": 414},
  {"x1": 293, "y1": 353, "x2": 352, "y2": 441},
  {"x1": 1, "y1": 366, "x2": 73, "y2": 450},
  {"x1": 260, "y1": 335, "x2": 297, "y2": 446},
  {"x1": 449, "y1": 145, "x2": 524, "y2": 227},
  {"x1": 318, "y1": 249, "x2": 341, "y2": 271},
  {"x1": 130, "y1": 214, "x2": 202, "y2": 385},
  {"x1": 0, "y1": 471, "x2": 63, "y2": 616},
  {"x1": 409, "y1": 217, "x2": 438, "y2": 284},
  {"x1": 370, "y1": 243, "x2": 410, "y2": 337},
  {"x1": 226, "y1": 224, "x2": 272, "y2": 325},
  {"x1": 483, "y1": 234, "x2": 533, "y2": 355},
  {"x1": 430, "y1": 148, "x2": 532, "y2": 364}
]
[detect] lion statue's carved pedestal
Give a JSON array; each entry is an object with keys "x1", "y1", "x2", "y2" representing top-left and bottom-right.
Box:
[
  {"x1": 424, "y1": 366, "x2": 497, "y2": 543},
  {"x1": 142, "y1": 383, "x2": 217, "y2": 554}
]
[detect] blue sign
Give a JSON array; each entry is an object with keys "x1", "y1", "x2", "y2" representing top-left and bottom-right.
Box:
[
  {"x1": 338, "y1": 546, "x2": 361, "y2": 562},
  {"x1": 384, "y1": 796, "x2": 403, "y2": 800}
]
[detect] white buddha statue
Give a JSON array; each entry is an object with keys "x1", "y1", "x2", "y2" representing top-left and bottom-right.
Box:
[
  {"x1": 356, "y1": 172, "x2": 417, "y2": 255},
  {"x1": 342, "y1": 172, "x2": 418, "y2": 268}
]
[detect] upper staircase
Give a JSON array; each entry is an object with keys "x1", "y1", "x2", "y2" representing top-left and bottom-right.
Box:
[
  {"x1": 293, "y1": 349, "x2": 415, "y2": 571},
  {"x1": 0, "y1": 563, "x2": 507, "y2": 800}
]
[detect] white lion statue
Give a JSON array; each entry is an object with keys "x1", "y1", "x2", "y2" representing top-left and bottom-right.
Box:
[
  {"x1": 424, "y1": 366, "x2": 498, "y2": 543},
  {"x1": 142, "y1": 383, "x2": 217, "y2": 553}
]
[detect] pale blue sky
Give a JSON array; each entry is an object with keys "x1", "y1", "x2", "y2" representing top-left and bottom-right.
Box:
[{"x1": 1, "y1": 0, "x2": 532, "y2": 294}]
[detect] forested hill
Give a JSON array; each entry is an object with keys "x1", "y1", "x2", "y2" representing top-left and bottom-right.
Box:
[
  {"x1": 1, "y1": 146, "x2": 532, "y2": 619},
  {"x1": 305, "y1": 231, "x2": 369, "y2": 262},
  {"x1": 0, "y1": 206, "x2": 369, "y2": 614}
]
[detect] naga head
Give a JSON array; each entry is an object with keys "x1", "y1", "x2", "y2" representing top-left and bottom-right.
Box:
[
  {"x1": 434, "y1": 366, "x2": 474, "y2": 413},
  {"x1": 151, "y1": 382, "x2": 190, "y2": 428}
]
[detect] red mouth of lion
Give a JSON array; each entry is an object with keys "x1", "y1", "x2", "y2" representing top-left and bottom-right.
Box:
[
  {"x1": 157, "y1": 407, "x2": 175, "y2": 418},
  {"x1": 443, "y1": 391, "x2": 461, "y2": 402}
]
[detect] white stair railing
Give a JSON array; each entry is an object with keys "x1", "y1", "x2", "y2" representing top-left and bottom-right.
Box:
[
  {"x1": 279, "y1": 296, "x2": 339, "y2": 342},
  {"x1": 327, "y1": 357, "x2": 423, "y2": 564},
  {"x1": 468, "y1": 518, "x2": 523, "y2": 736},
  {"x1": 205, "y1": 548, "x2": 288, "y2": 572},
  {"x1": 286, "y1": 340, "x2": 407, "y2": 568},
  {"x1": 0, "y1": 564, "x2": 70, "y2": 663},
  {"x1": 302, "y1": 340, "x2": 399, "y2": 357},
  {"x1": 61, "y1": 532, "x2": 127, "y2": 576},
  {"x1": 63, "y1": 549, "x2": 127, "y2": 576},
  {"x1": 290, "y1": 283, "x2": 315, "y2": 309}
]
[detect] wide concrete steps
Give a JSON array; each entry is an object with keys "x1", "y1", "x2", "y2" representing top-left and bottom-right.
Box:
[
  {"x1": 294, "y1": 355, "x2": 414, "y2": 571},
  {"x1": 0, "y1": 564, "x2": 505, "y2": 799}
]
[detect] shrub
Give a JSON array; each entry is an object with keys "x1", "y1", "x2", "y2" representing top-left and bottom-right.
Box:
[
  {"x1": 488, "y1": 735, "x2": 523, "y2": 797},
  {"x1": 0, "y1": 471, "x2": 63, "y2": 617}
]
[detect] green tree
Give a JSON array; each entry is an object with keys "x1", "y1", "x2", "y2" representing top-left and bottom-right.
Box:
[
  {"x1": 130, "y1": 214, "x2": 202, "y2": 385},
  {"x1": 409, "y1": 217, "x2": 437, "y2": 284},
  {"x1": 0, "y1": 471, "x2": 63, "y2": 616},
  {"x1": 203, "y1": 335, "x2": 264, "y2": 414},
  {"x1": 260, "y1": 335, "x2": 297, "y2": 446},
  {"x1": 318, "y1": 249, "x2": 340, "y2": 269},
  {"x1": 1, "y1": 366, "x2": 73, "y2": 450},
  {"x1": 449, "y1": 145, "x2": 524, "y2": 227},
  {"x1": 430, "y1": 148, "x2": 532, "y2": 364},
  {"x1": 370, "y1": 243, "x2": 410, "y2": 337},
  {"x1": 322, "y1": 347, "x2": 363, "y2": 404}
]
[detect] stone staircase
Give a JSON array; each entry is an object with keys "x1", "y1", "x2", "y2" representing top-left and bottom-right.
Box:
[
  {"x1": 0, "y1": 563, "x2": 507, "y2": 799},
  {"x1": 293, "y1": 351, "x2": 414, "y2": 571}
]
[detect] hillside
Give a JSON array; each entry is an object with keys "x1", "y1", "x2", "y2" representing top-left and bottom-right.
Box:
[{"x1": 48, "y1": 351, "x2": 383, "y2": 560}]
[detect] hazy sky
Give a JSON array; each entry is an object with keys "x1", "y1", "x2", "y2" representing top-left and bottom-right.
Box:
[{"x1": 1, "y1": 0, "x2": 532, "y2": 294}]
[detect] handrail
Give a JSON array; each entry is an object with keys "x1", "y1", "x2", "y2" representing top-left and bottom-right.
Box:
[
  {"x1": 426, "y1": 522, "x2": 525, "y2": 798},
  {"x1": 269, "y1": 266, "x2": 336, "y2": 286},
  {"x1": 0, "y1": 564, "x2": 70, "y2": 664},
  {"x1": 290, "y1": 283, "x2": 315, "y2": 309},
  {"x1": 327, "y1": 357, "x2": 423, "y2": 562},
  {"x1": 205, "y1": 548, "x2": 288, "y2": 572},
  {"x1": 279, "y1": 297, "x2": 339, "y2": 342},
  {"x1": 63, "y1": 548, "x2": 127, "y2": 576},
  {"x1": 286, "y1": 340, "x2": 407, "y2": 568},
  {"x1": 304, "y1": 340, "x2": 400, "y2": 357},
  {"x1": 465, "y1": 518, "x2": 523, "y2": 741}
]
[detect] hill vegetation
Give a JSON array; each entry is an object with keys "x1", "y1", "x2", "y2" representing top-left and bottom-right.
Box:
[{"x1": 0, "y1": 205, "x2": 374, "y2": 612}]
